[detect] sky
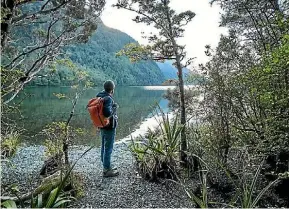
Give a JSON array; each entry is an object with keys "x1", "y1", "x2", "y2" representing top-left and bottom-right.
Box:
[{"x1": 101, "y1": 0, "x2": 227, "y2": 69}]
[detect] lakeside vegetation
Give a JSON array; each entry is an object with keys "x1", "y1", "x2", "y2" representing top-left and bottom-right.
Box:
[
  {"x1": 1, "y1": 0, "x2": 288, "y2": 208},
  {"x1": 121, "y1": 0, "x2": 288, "y2": 207}
]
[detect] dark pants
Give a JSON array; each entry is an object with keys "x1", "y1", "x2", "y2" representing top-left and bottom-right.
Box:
[{"x1": 100, "y1": 128, "x2": 116, "y2": 169}]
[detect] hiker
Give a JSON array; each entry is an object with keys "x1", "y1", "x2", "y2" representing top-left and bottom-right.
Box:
[{"x1": 96, "y1": 80, "x2": 119, "y2": 177}]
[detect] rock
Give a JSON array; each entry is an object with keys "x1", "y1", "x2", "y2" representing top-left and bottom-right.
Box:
[
  {"x1": 1, "y1": 143, "x2": 194, "y2": 208},
  {"x1": 39, "y1": 153, "x2": 63, "y2": 177}
]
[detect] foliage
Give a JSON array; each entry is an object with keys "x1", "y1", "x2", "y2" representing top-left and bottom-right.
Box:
[
  {"x1": 1, "y1": 129, "x2": 21, "y2": 158},
  {"x1": 237, "y1": 35, "x2": 289, "y2": 155},
  {"x1": 129, "y1": 110, "x2": 184, "y2": 180},
  {"x1": 182, "y1": 159, "x2": 279, "y2": 208},
  {"x1": 69, "y1": 172, "x2": 85, "y2": 199},
  {"x1": 182, "y1": 172, "x2": 209, "y2": 208},
  {"x1": 161, "y1": 0, "x2": 289, "y2": 206},
  {"x1": 1, "y1": 0, "x2": 105, "y2": 104},
  {"x1": 211, "y1": 0, "x2": 289, "y2": 53},
  {"x1": 42, "y1": 121, "x2": 85, "y2": 158},
  {"x1": 42, "y1": 122, "x2": 67, "y2": 157},
  {"x1": 30, "y1": 191, "x2": 75, "y2": 208},
  {"x1": 116, "y1": 42, "x2": 153, "y2": 62},
  {"x1": 114, "y1": 0, "x2": 195, "y2": 64},
  {"x1": 115, "y1": 0, "x2": 196, "y2": 163},
  {"x1": 196, "y1": 34, "x2": 289, "y2": 166},
  {"x1": 1, "y1": 200, "x2": 17, "y2": 209},
  {"x1": 168, "y1": 0, "x2": 289, "y2": 167},
  {"x1": 164, "y1": 86, "x2": 202, "y2": 117},
  {"x1": 1, "y1": 147, "x2": 93, "y2": 208},
  {"x1": 223, "y1": 160, "x2": 280, "y2": 208},
  {"x1": 27, "y1": 22, "x2": 165, "y2": 87}
]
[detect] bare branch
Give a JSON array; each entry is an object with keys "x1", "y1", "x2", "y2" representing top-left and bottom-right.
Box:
[
  {"x1": 12, "y1": 0, "x2": 72, "y2": 24},
  {"x1": 4, "y1": 20, "x2": 67, "y2": 69}
]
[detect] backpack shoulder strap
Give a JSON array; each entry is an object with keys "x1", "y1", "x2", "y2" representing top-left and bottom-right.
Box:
[{"x1": 103, "y1": 95, "x2": 114, "y2": 104}]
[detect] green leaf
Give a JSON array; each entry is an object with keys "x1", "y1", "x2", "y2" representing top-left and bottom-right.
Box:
[
  {"x1": 248, "y1": 161, "x2": 264, "y2": 206},
  {"x1": 45, "y1": 187, "x2": 59, "y2": 208},
  {"x1": 185, "y1": 189, "x2": 207, "y2": 208},
  {"x1": 53, "y1": 93, "x2": 67, "y2": 99},
  {"x1": 1, "y1": 200, "x2": 17, "y2": 208},
  {"x1": 251, "y1": 178, "x2": 279, "y2": 208},
  {"x1": 143, "y1": 144, "x2": 165, "y2": 155},
  {"x1": 37, "y1": 194, "x2": 43, "y2": 208},
  {"x1": 53, "y1": 199, "x2": 72, "y2": 208},
  {"x1": 53, "y1": 146, "x2": 94, "y2": 204}
]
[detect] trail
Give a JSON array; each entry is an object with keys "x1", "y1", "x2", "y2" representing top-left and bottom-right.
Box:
[{"x1": 1, "y1": 114, "x2": 193, "y2": 208}]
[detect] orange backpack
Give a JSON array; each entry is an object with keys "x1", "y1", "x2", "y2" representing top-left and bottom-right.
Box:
[{"x1": 87, "y1": 97, "x2": 110, "y2": 128}]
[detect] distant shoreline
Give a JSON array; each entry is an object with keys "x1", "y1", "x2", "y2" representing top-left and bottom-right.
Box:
[
  {"x1": 25, "y1": 84, "x2": 196, "y2": 88},
  {"x1": 25, "y1": 84, "x2": 179, "y2": 88}
]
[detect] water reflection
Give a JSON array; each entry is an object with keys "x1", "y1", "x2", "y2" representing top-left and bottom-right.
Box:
[{"x1": 9, "y1": 86, "x2": 168, "y2": 146}]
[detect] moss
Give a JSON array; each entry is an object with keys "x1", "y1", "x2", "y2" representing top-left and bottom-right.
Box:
[{"x1": 68, "y1": 172, "x2": 85, "y2": 199}]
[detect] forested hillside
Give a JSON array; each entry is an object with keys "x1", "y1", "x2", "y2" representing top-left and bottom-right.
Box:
[
  {"x1": 30, "y1": 22, "x2": 165, "y2": 86},
  {"x1": 2, "y1": 0, "x2": 289, "y2": 208}
]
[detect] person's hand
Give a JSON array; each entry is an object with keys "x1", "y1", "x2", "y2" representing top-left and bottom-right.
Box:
[{"x1": 112, "y1": 103, "x2": 119, "y2": 109}]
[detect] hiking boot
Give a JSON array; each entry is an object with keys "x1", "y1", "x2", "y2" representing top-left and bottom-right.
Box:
[
  {"x1": 103, "y1": 168, "x2": 119, "y2": 177},
  {"x1": 111, "y1": 166, "x2": 118, "y2": 171}
]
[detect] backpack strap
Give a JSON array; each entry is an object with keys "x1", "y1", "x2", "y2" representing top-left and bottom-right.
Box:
[{"x1": 103, "y1": 95, "x2": 114, "y2": 105}]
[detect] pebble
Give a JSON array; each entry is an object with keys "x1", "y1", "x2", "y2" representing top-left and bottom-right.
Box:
[{"x1": 1, "y1": 143, "x2": 194, "y2": 208}]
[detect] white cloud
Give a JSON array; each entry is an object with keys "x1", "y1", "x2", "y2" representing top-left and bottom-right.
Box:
[{"x1": 101, "y1": 0, "x2": 227, "y2": 68}]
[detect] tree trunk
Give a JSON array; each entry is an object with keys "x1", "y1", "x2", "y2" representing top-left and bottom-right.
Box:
[
  {"x1": 176, "y1": 57, "x2": 187, "y2": 163},
  {"x1": 63, "y1": 140, "x2": 69, "y2": 165},
  {"x1": 63, "y1": 93, "x2": 79, "y2": 166},
  {"x1": 163, "y1": 0, "x2": 187, "y2": 164}
]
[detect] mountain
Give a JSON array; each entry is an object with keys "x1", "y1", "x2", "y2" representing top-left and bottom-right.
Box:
[
  {"x1": 64, "y1": 23, "x2": 165, "y2": 86},
  {"x1": 26, "y1": 20, "x2": 165, "y2": 86},
  {"x1": 156, "y1": 60, "x2": 190, "y2": 80}
]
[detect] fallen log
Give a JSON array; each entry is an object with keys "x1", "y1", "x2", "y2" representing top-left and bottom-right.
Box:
[{"x1": 1, "y1": 171, "x2": 64, "y2": 202}]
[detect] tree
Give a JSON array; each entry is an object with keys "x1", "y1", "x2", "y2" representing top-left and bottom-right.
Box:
[
  {"x1": 41, "y1": 59, "x2": 92, "y2": 167},
  {"x1": 193, "y1": 0, "x2": 289, "y2": 167},
  {"x1": 211, "y1": 0, "x2": 289, "y2": 54},
  {"x1": 1, "y1": 0, "x2": 105, "y2": 104},
  {"x1": 115, "y1": 0, "x2": 195, "y2": 163}
]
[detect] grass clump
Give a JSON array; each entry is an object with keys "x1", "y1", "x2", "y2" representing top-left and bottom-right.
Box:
[
  {"x1": 129, "y1": 110, "x2": 184, "y2": 181},
  {"x1": 1, "y1": 130, "x2": 20, "y2": 158}
]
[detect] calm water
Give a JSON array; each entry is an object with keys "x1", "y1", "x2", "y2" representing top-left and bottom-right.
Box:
[{"x1": 8, "y1": 86, "x2": 171, "y2": 146}]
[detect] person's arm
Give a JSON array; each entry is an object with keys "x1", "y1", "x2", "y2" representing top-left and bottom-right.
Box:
[{"x1": 103, "y1": 96, "x2": 113, "y2": 117}]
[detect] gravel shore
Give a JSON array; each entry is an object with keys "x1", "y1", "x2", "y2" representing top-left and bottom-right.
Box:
[{"x1": 1, "y1": 142, "x2": 194, "y2": 208}]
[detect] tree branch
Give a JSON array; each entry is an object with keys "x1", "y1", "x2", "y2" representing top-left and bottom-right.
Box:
[{"x1": 12, "y1": 0, "x2": 71, "y2": 23}]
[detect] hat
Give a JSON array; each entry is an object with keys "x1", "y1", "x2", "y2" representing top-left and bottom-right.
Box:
[{"x1": 103, "y1": 80, "x2": 115, "y2": 92}]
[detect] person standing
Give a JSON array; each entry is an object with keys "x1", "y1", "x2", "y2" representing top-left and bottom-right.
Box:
[{"x1": 96, "y1": 80, "x2": 119, "y2": 177}]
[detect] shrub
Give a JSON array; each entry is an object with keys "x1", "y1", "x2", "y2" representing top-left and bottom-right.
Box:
[
  {"x1": 181, "y1": 157, "x2": 280, "y2": 208},
  {"x1": 1, "y1": 130, "x2": 20, "y2": 158},
  {"x1": 129, "y1": 111, "x2": 184, "y2": 181},
  {"x1": 1, "y1": 147, "x2": 92, "y2": 208}
]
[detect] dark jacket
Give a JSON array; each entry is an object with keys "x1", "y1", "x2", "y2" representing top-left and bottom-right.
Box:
[{"x1": 96, "y1": 90, "x2": 118, "y2": 129}]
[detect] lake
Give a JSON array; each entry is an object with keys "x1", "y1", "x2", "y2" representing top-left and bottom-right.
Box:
[{"x1": 7, "y1": 86, "x2": 172, "y2": 146}]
